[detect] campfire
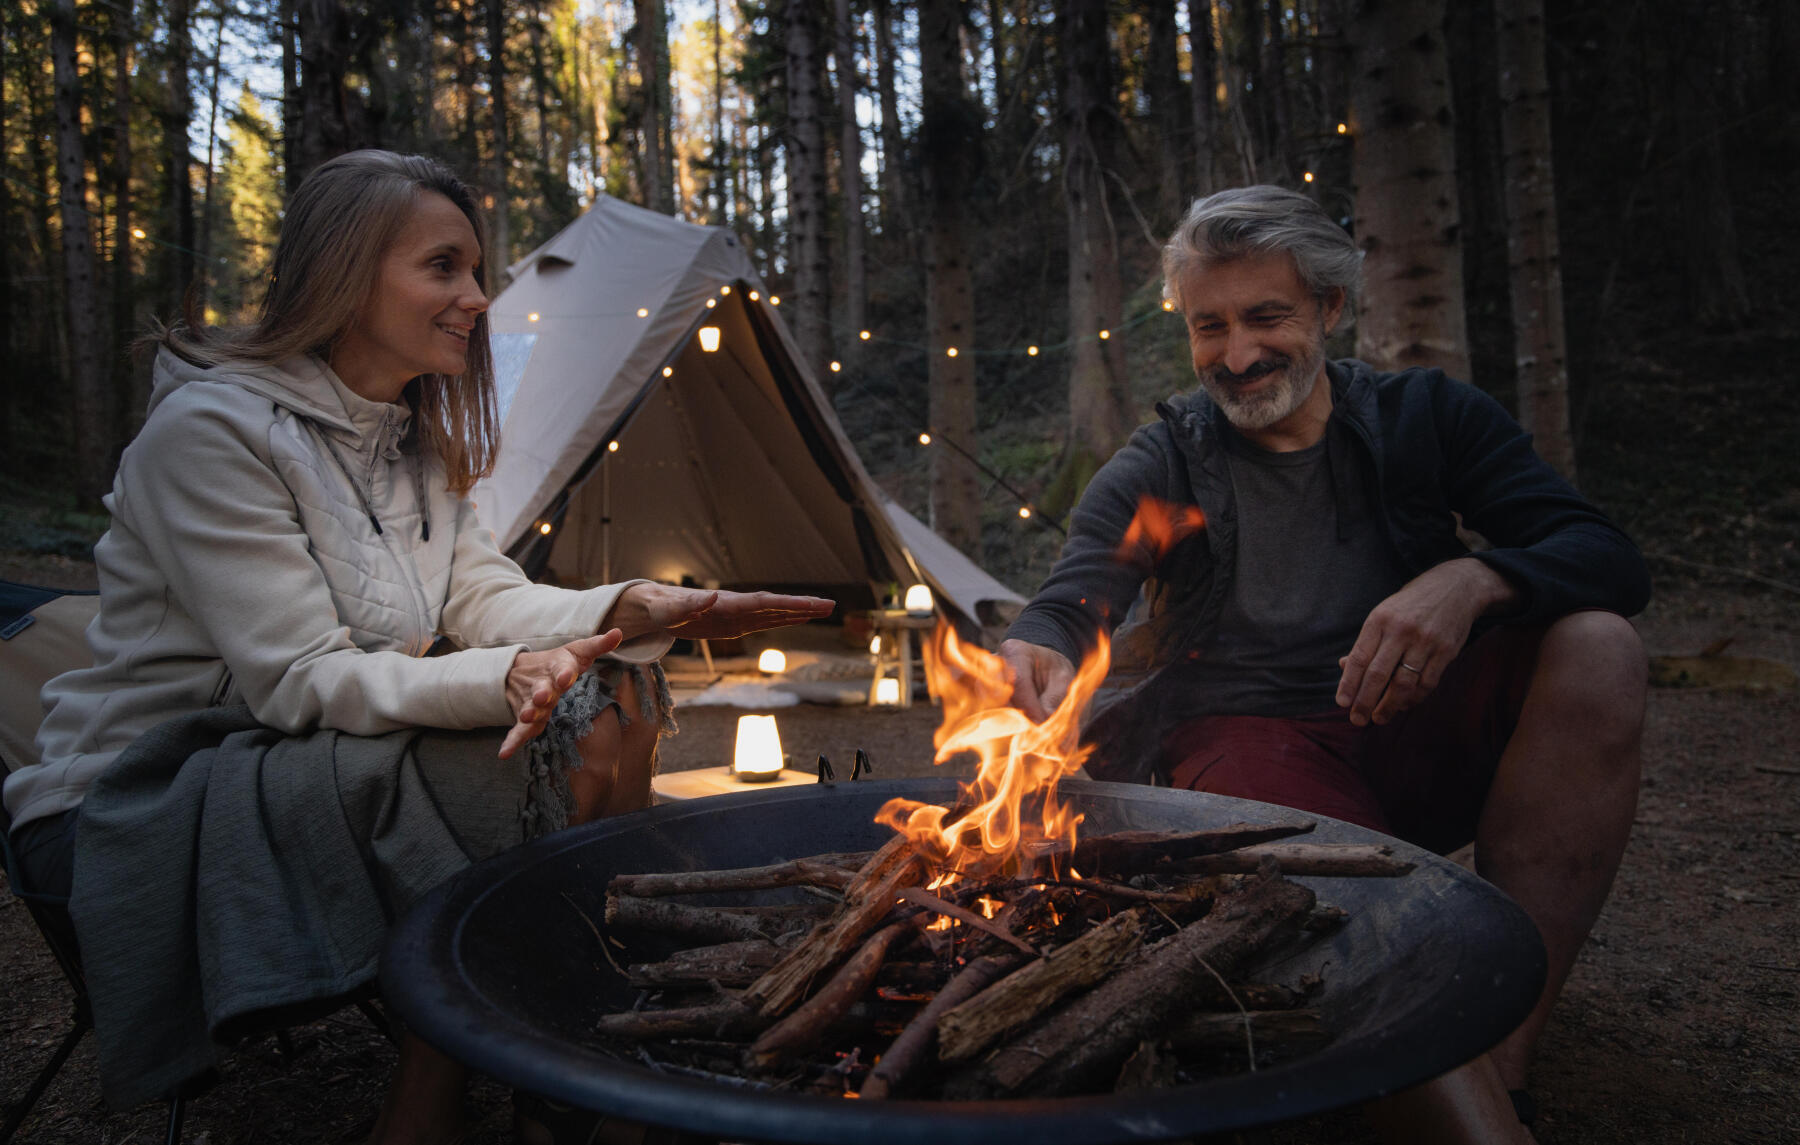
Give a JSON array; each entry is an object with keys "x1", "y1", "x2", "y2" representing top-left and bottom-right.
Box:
[{"x1": 593, "y1": 622, "x2": 1417, "y2": 1100}]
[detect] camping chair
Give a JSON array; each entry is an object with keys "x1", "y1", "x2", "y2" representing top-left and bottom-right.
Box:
[{"x1": 0, "y1": 581, "x2": 396, "y2": 1141}]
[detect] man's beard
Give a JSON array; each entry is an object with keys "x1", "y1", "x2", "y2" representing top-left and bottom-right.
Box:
[{"x1": 1196, "y1": 339, "x2": 1326, "y2": 431}]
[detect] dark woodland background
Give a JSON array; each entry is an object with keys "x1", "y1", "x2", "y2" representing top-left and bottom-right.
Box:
[{"x1": 2, "y1": 0, "x2": 1797, "y2": 598}]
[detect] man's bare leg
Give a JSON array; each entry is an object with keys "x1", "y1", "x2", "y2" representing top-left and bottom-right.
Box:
[
  {"x1": 1368, "y1": 610, "x2": 1644, "y2": 1142},
  {"x1": 369, "y1": 1033, "x2": 470, "y2": 1145},
  {"x1": 1475, "y1": 610, "x2": 1646, "y2": 1088}
]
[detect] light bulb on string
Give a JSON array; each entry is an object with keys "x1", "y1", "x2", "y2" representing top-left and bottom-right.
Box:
[
  {"x1": 1018, "y1": 506, "x2": 1033, "y2": 519},
  {"x1": 769, "y1": 295, "x2": 781, "y2": 306},
  {"x1": 829, "y1": 361, "x2": 841, "y2": 372},
  {"x1": 662, "y1": 366, "x2": 673, "y2": 377},
  {"x1": 1303, "y1": 171, "x2": 1315, "y2": 183},
  {"x1": 636, "y1": 308, "x2": 649, "y2": 318},
  {"x1": 918, "y1": 432, "x2": 932, "y2": 445},
  {"x1": 720, "y1": 285, "x2": 732, "y2": 295},
  {"x1": 946, "y1": 347, "x2": 958, "y2": 358},
  {"x1": 748, "y1": 290, "x2": 760, "y2": 301},
  {"x1": 607, "y1": 440, "x2": 619, "y2": 452},
  {"x1": 1099, "y1": 329, "x2": 1110, "y2": 340},
  {"x1": 859, "y1": 330, "x2": 871, "y2": 341},
  {"x1": 1028, "y1": 346, "x2": 1039, "y2": 356},
  {"x1": 528, "y1": 312, "x2": 540, "y2": 322}
]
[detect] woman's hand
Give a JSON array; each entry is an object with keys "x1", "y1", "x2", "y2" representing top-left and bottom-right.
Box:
[
  {"x1": 500, "y1": 630, "x2": 624, "y2": 759},
  {"x1": 607, "y1": 583, "x2": 835, "y2": 643}
]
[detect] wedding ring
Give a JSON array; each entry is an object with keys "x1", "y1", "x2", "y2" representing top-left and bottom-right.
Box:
[{"x1": 1399, "y1": 662, "x2": 1423, "y2": 673}]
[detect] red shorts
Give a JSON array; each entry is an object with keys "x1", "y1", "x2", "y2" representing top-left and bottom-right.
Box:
[{"x1": 1162, "y1": 625, "x2": 1541, "y2": 854}]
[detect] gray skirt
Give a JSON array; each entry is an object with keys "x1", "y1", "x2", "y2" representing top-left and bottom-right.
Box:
[{"x1": 63, "y1": 660, "x2": 673, "y2": 1110}]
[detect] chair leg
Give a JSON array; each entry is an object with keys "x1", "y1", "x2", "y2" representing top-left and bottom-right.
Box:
[
  {"x1": 163, "y1": 1093, "x2": 186, "y2": 1145},
  {"x1": 356, "y1": 997, "x2": 397, "y2": 1045},
  {"x1": 0, "y1": 1015, "x2": 90, "y2": 1145}
]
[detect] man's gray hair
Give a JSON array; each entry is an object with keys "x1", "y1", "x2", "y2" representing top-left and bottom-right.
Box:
[{"x1": 1162, "y1": 185, "x2": 1362, "y2": 313}]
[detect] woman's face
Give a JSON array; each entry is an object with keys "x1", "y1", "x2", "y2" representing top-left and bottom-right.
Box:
[{"x1": 330, "y1": 190, "x2": 487, "y2": 404}]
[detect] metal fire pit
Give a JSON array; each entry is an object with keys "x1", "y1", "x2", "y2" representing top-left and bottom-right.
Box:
[{"x1": 382, "y1": 779, "x2": 1544, "y2": 1144}]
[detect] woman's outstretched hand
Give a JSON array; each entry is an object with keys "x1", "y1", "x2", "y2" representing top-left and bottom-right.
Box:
[
  {"x1": 500, "y1": 630, "x2": 624, "y2": 760},
  {"x1": 607, "y1": 583, "x2": 835, "y2": 642}
]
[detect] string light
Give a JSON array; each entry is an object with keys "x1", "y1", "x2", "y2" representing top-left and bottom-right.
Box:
[
  {"x1": 528, "y1": 312, "x2": 540, "y2": 322},
  {"x1": 538, "y1": 522, "x2": 553, "y2": 535},
  {"x1": 636, "y1": 307, "x2": 649, "y2": 317},
  {"x1": 829, "y1": 360, "x2": 842, "y2": 372},
  {"x1": 1336, "y1": 122, "x2": 1348, "y2": 134},
  {"x1": 607, "y1": 440, "x2": 619, "y2": 452},
  {"x1": 720, "y1": 285, "x2": 732, "y2": 295},
  {"x1": 662, "y1": 366, "x2": 673, "y2": 377},
  {"x1": 918, "y1": 432, "x2": 932, "y2": 445},
  {"x1": 1161, "y1": 299, "x2": 1175, "y2": 311},
  {"x1": 705, "y1": 298, "x2": 717, "y2": 308},
  {"x1": 859, "y1": 330, "x2": 871, "y2": 341},
  {"x1": 946, "y1": 347, "x2": 958, "y2": 358},
  {"x1": 1028, "y1": 345, "x2": 1039, "y2": 356},
  {"x1": 1098, "y1": 329, "x2": 1110, "y2": 340},
  {"x1": 1018, "y1": 506, "x2": 1033, "y2": 519},
  {"x1": 748, "y1": 290, "x2": 760, "y2": 301},
  {"x1": 1303, "y1": 171, "x2": 1315, "y2": 183},
  {"x1": 769, "y1": 295, "x2": 781, "y2": 306},
  {"x1": 130, "y1": 227, "x2": 146, "y2": 239}
]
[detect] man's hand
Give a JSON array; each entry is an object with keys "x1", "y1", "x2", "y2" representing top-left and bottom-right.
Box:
[
  {"x1": 999, "y1": 638, "x2": 1077, "y2": 724},
  {"x1": 607, "y1": 583, "x2": 835, "y2": 642},
  {"x1": 501, "y1": 630, "x2": 625, "y2": 759},
  {"x1": 1336, "y1": 558, "x2": 1518, "y2": 727}
]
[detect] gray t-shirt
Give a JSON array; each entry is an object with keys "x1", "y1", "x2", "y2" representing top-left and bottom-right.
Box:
[{"x1": 1171, "y1": 429, "x2": 1409, "y2": 717}]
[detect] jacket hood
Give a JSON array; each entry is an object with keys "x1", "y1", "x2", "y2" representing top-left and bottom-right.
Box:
[{"x1": 148, "y1": 348, "x2": 362, "y2": 434}]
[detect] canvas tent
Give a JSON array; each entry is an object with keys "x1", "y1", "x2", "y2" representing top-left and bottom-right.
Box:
[{"x1": 474, "y1": 194, "x2": 1025, "y2": 628}]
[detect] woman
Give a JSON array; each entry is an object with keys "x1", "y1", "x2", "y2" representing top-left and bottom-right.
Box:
[{"x1": 1, "y1": 150, "x2": 831, "y2": 1142}]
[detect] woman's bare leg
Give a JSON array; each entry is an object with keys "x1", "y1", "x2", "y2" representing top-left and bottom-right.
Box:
[
  {"x1": 367, "y1": 1033, "x2": 469, "y2": 1145},
  {"x1": 566, "y1": 670, "x2": 659, "y2": 824}
]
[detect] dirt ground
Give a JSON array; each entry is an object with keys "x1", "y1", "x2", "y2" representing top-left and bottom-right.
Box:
[{"x1": 1, "y1": 551, "x2": 1796, "y2": 1143}]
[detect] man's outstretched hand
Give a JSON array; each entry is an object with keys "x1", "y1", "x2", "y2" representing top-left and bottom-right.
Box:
[
  {"x1": 1336, "y1": 557, "x2": 1518, "y2": 727},
  {"x1": 501, "y1": 630, "x2": 624, "y2": 759},
  {"x1": 999, "y1": 638, "x2": 1077, "y2": 724},
  {"x1": 608, "y1": 582, "x2": 835, "y2": 643}
]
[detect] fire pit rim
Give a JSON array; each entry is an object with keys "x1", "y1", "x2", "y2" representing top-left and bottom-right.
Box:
[{"x1": 382, "y1": 778, "x2": 1546, "y2": 1144}]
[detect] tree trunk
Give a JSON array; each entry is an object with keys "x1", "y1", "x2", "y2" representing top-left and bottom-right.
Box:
[
  {"x1": 1348, "y1": 0, "x2": 1470, "y2": 378},
  {"x1": 1493, "y1": 0, "x2": 1573, "y2": 480},
  {"x1": 919, "y1": 0, "x2": 982, "y2": 556},
  {"x1": 281, "y1": 0, "x2": 300, "y2": 191},
  {"x1": 1055, "y1": 0, "x2": 1133, "y2": 511},
  {"x1": 111, "y1": 0, "x2": 141, "y2": 435},
  {"x1": 1188, "y1": 0, "x2": 1216, "y2": 195},
  {"x1": 295, "y1": 0, "x2": 352, "y2": 186},
  {"x1": 52, "y1": 0, "x2": 110, "y2": 505},
  {"x1": 635, "y1": 0, "x2": 675, "y2": 213},
  {"x1": 784, "y1": 0, "x2": 836, "y2": 379},
  {"x1": 198, "y1": 2, "x2": 227, "y2": 312},
  {"x1": 834, "y1": 0, "x2": 867, "y2": 360},
  {"x1": 712, "y1": 0, "x2": 727, "y2": 222},
  {"x1": 165, "y1": 0, "x2": 197, "y2": 313},
  {"x1": 1144, "y1": 0, "x2": 1188, "y2": 226},
  {"x1": 1259, "y1": 0, "x2": 1291, "y2": 181},
  {"x1": 486, "y1": 0, "x2": 513, "y2": 284},
  {"x1": 872, "y1": 0, "x2": 907, "y2": 234}
]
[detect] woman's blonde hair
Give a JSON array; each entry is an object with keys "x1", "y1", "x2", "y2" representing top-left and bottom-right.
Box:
[{"x1": 155, "y1": 150, "x2": 499, "y2": 494}]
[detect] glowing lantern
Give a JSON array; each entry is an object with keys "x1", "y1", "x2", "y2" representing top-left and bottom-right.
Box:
[
  {"x1": 698, "y1": 326, "x2": 722, "y2": 352},
  {"x1": 732, "y1": 715, "x2": 784, "y2": 781},
  {"x1": 904, "y1": 584, "x2": 933, "y2": 614},
  {"x1": 869, "y1": 635, "x2": 882, "y2": 655},
  {"x1": 758, "y1": 648, "x2": 787, "y2": 674},
  {"x1": 873, "y1": 678, "x2": 901, "y2": 706}
]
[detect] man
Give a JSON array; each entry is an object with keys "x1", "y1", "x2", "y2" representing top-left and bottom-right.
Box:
[{"x1": 1001, "y1": 186, "x2": 1649, "y2": 1144}]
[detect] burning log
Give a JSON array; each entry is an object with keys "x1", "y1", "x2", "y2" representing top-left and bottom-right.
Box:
[
  {"x1": 935, "y1": 909, "x2": 1149, "y2": 1063},
  {"x1": 742, "y1": 834, "x2": 930, "y2": 1017},
  {"x1": 944, "y1": 866, "x2": 1316, "y2": 1099},
  {"x1": 1049, "y1": 821, "x2": 1318, "y2": 876},
  {"x1": 744, "y1": 915, "x2": 926, "y2": 1070},
  {"x1": 609, "y1": 856, "x2": 865, "y2": 897},
  {"x1": 1170, "y1": 842, "x2": 1415, "y2": 878},
  {"x1": 859, "y1": 952, "x2": 1026, "y2": 1100},
  {"x1": 627, "y1": 939, "x2": 788, "y2": 988},
  {"x1": 603, "y1": 894, "x2": 829, "y2": 944}
]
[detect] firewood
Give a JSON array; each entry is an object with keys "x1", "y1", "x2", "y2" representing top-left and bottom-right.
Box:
[
  {"x1": 1045, "y1": 821, "x2": 1317, "y2": 877},
  {"x1": 627, "y1": 940, "x2": 787, "y2": 988},
  {"x1": 744, "y1": 916, "x2": 923, "y2": 1070},
  {"x1": 945, "y1": 866, "x2": 1316, "y2": 1099},
  {"x1": 594, "y1": 999, "x2": 762, "y2": 1041},
  {"x1": 743, "y1": 834, "x2": 929, "y2": 1017},
  {"x1": 603, "y1": 893, "x2": 829, "y2": 944},
  {"x1": 609, "y1": 858, "x2": 861, "y2": 897},
  {"x1": 1164, "y1": 1009, "x2": 1330, "y2": 1054},
  {"x1": 895, "y1": 886, "x2": 1038, "y2": 956},
  {"x1": 1114, "y1": 1039, "x2": 1179, "y2": 1091},
  {"x1": 1190, "y1": 979, "x2": 1319, "y2": 1011},
  {"x1": 858, "y1": 952, "x2": 1025, "y2": 1100},
  {"x1": 935, "y1": 908, "x2": 1149, "y2": 1063},
  {"x1": 1169, "y1": 842, "x2": 1415, "y2": 878}
]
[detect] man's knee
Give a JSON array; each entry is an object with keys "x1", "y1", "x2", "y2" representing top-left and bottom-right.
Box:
[{"x1": 1533, "y1": 610, "x2": 1648, "y2": 743}]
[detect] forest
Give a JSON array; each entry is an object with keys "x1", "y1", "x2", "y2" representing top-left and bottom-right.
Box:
[{"x1": 2, "y1": 0, "x2": 1797, "y2": 597}]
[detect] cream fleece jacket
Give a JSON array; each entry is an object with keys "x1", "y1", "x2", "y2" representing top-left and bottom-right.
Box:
[{"x1": 5, "y1": 350, "x2": 669, "y2": 830}]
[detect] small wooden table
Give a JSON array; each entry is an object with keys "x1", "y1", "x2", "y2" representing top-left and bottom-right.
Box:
[
  {"x1": 652, "y1": 766, "x2": 818, "y2": 802},
  {"x1": 863, "y1": 609, "x2": 936, "y2": 709}
]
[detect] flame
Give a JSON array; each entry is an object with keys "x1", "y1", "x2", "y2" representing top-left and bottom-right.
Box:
[
  {"x1": 1114, "y1": 495, "x2": 1206, "y2": 566},
  {"x1": 875, "y1": 623, "x2": 1111, "y2": 878}
]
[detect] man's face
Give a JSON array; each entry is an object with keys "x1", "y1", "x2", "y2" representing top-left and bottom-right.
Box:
[{"x1": 1175, "y1": 252, "x2": 1343, "y2": 436}]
